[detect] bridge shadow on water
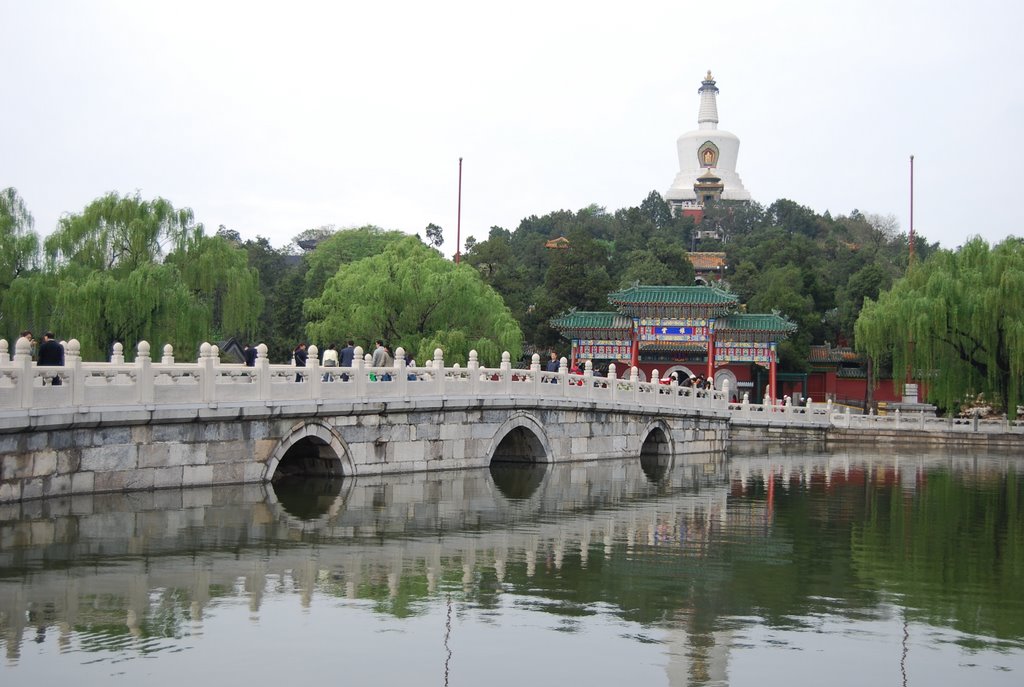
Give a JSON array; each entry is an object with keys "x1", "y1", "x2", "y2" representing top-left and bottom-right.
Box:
[
  {"x1": 488, "y1": 462, "x2": 549, "y2": 500},
  {"x1": 272, "y1": 475, "x2": 345, "y2": 521}
]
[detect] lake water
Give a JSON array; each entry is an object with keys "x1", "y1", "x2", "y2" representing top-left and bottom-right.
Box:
[{"x1": 1, "y1": 447, "x2": 1022, "y2": 686}]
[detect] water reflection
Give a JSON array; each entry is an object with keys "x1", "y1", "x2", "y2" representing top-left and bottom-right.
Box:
[
  {"x1": 488, "y1": 462, "x2": 548, "y2": 500},
  {"x1": 0, "y1": 449, "x2": 1022, "y2": 686},
  {"x1": 273, "y1": 475, "x2": 345, "y2": 520}
]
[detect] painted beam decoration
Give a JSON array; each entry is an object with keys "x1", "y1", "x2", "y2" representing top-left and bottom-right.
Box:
[
  {"x1": 639, "y1": 318, "x2": 711, "y2": 343},
  {"x1": 575, "y1": 340, "x2": 632, "y2": 359},
  {"x1": 715, "y1": 342, "x2": 775, "y2": 366}
]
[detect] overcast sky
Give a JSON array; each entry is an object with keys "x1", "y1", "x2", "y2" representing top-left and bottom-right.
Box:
[{"x1": 3, "y1": 0, "x2": 1022, "y2": 254}]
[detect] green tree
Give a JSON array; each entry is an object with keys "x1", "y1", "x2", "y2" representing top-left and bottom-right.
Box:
[
  {"x1": 44, "y1": 192, "x2": 200, "y2": 272},
  {"x1": 304, "y1": 237, "x2": 521, "y2": 366},
  {"x1": 303, "y1": 225, "x2": 407, "y2": 298},
  {"x1": 6, "y1": 193, "x2": 261, "y2": 360},
  {"x1": 425, "y1": 223, "x2": 444, "y2": 249},
  {"x1": 0, "y1": 188, "x2": 41, "y2": 338},
  {"x1": 242, "y1": 236, "x2": 306, "y2": 361},
  {"x1": 856, "y1": 237, "x2": 1024, "y2": 413}
]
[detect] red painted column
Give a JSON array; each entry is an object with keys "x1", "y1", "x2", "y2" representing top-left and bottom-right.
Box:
[
  {"x1": 769, "y1": 344, "x2": 778, "y2": 404},
  {"x1": 706, "y1": 328, "x2": 715, "y2": 381},
  {"x1": 630, "y1": 323, "x2": 639, "y2": 370}
]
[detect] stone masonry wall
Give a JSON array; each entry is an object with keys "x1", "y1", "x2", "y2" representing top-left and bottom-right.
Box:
[{"x1": 0, "y1": 399, "x2": 730, "y2": 503}]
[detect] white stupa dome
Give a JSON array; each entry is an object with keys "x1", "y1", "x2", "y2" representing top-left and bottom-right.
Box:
[{"x1": 665, "y1": 71, "x2": 751, "y2": 204}]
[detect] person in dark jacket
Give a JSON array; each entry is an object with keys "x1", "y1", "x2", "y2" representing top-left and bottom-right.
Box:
[
  {"x1": 293, "y1": 342, "x2": 307, "y2": 382},
  {"x1": 37, "y1": 332, "x2": 64, "y2": 385},
  {"x1": 243, "y1": 343, "x2": 258, "y2": 367}
]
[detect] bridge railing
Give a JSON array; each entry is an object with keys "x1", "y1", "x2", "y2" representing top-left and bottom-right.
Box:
[
  {"x1": 0, "y1": 338, "x2": 730, "y2": 415},
  {"x1": 3, "y1": 337, "x2": 1022, "y2": 435}
]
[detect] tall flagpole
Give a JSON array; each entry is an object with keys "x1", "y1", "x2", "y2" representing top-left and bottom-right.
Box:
[
  {"x1": 456, "y1": 157, "x2": 463, "y2": 264},
  {"x1": 905, "y1": 154, "x2": 916, "y2": 392},
  {"x1": 909, "y1": 155, "x2": 915, "y2": 264}
]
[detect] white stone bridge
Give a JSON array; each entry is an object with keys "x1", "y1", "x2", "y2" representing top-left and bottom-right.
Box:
[{"x1": 0, "y1": 337, "x2": 1020, "y2": 503}]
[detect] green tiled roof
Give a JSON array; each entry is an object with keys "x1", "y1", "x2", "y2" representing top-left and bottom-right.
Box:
[
  {"x1": 550, "y1": 311, "x2": 633, "y2": 331},
  {"x1": 716, "y1": 313, "x2": 798, "y2": 333},
  {"x1": 608, "y1": 285, "x2": 739, "y2": 306}
]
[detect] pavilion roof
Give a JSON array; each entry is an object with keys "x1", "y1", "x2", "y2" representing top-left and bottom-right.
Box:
[
  {"x1": 550, "y1": 311, "x2": 632, "y2": 332},
  {"x1": 808, "y1": 345, "x2": 862, "y2": 363},
  {"x1": 608, "y1": 285, "x2": 739, "y2": 307},
  {"x1": 688, "y1": 252, "x2": 727, "y2": 271},
  {"x1": 716, "y1": 313, "x2": 798, "y2": 334}
]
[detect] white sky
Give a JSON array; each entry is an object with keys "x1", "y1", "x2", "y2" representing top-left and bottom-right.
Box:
[{"x1": 3, "y1": 0, "x2": 1022, "y2": 253}]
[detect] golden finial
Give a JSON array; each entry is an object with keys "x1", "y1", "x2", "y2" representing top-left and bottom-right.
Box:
[{"x1": 705, "y1": 70, "x2": 713, "y2": 81}]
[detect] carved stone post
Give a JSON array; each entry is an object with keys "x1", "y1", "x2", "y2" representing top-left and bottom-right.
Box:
[
  {"x1": 14, "y1": 336, "x2": 33, "y2": 409},
  {"x1": 395, "y1": 346, "x2": 409, "y2": 397},
  {"x1": 307, "y1": 344, "x2": 320, "y2": 400},
  {"x1": 136, "y1": 341, "x2": 153, "y2": 404},
  {"x1": 433, "y1": 348, "x2": 445, "y2": 397},
  {"x1": 198, "y1": 342, "x2": 215, "y2": 403},
  {"x1": 256, "y1": 344, "x2": 271, "y2": 400},
  {"x1": 67, "y1": 339, "x2": 84, "y2": 406}
]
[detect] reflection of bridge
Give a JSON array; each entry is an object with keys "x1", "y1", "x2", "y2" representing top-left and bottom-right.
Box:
[
  {"x1": 0, "y1": 337, "x2": 1021, "y2": 503},
  {"x1": 0, "y1": 456, "x2": 730, "y2": 659},
  {"x1": 1, "y1": 450, "x2": 1013, "y2": 682}
]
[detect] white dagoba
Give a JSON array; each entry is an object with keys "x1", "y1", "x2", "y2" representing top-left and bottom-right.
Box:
[{"x1": 665, "y1": 71, "x2": 751, "y2": 209}]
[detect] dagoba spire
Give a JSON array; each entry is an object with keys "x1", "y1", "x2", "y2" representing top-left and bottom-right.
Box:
[
  {"x1": 664, "y1": 71, "x2": 751, "y2": 209},
  {"x1": 697, "y1": 70, "x2": 719, "y2": 130}
]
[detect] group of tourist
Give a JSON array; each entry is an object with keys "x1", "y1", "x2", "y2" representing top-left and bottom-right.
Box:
[
  {"x1": 17, "y1": 329, "x2": 65, "y2": 385},
  {"x1": 280, "y1": 339, "x2": 416, "y2": 383}
]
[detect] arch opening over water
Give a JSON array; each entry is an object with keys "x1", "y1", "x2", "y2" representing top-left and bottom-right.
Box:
[
  {"x1": 640, "y1": 425, "x2": 673, "y2": 483},
  {"x1": 491, "y1": 426, "x2": 547, "y2": 464},
  {"x1": 272, "y1": 436, "x2": 345, "y2": 481}
]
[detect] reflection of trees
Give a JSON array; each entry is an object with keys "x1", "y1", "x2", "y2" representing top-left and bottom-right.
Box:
[
  {"x1": 3, "y1": 457, "x2": 1022, "y2": 662},
  {"x1": 851, "y1": 468, "x2": 1024, "y2": 640}
]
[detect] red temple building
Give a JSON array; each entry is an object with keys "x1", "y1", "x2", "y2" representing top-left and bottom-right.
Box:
[{"x1": 551, "y1": 285, "x2": 797, "y2": 403}]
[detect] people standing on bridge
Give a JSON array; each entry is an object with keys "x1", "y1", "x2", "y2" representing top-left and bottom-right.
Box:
[
  {"x1": 322, "y1": 343, "x2": 339, "y2": 381},
  {"x1": 293, "y1": 342, "x2": 307, "y2": 382},
  {"x1": 339, "y1": 340, "x2": 355, "y2": 367},
  {"x1": 37, "y1": 332, "x2": 64, "y2": 385},
  {"x1": 243, "y1": 343, "x2": 257, "y2": 367},
  {"x1": 339, "y1": 340, "x2": 355, "y2": 381},
  {"x1": 546, "y1": 350, "x2": 559, "y2": 383},
  {"x1": 371, "y1": 340, "x2": 388, "y2": 367},
  {"x1": 381, "y1": 344, "x2": 394, "y2": 381}
]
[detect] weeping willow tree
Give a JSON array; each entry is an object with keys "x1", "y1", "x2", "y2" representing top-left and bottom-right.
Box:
[
  {"x1": 0, "y1": 188, "x2": 42, "y2": 339},
  {"x1": 304, "y1": 236, "x2": 522, "y2": 366},
  {"x1": 2, "y1": 192, "x2": 262, "y2": 360},
  {"x1": 44, "y1": 192, "x2": 200, "y2": 271},
  {"x1": 855, "y1": 236, "x2": 1024, "y2": 414}
]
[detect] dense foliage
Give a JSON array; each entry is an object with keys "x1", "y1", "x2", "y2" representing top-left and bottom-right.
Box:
[
  {"x1": 462, "y1": 193, "x2": 925, "y2": 370},
  {"x1": 0, "y1": 186, "x2": 940, "y2": 378},
  {"x1": 1, "y1": 191, "x2": 261, "y2": 359},
  {"x1": 304, "y1": 237, "x2": 522, "y2": 366},
  {"x1": 856, "y1": 237, "x2": 1024, "y2": 413}
]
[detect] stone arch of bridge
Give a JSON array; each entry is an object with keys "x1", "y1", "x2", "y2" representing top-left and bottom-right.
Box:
[
  {"x1": 639, "y1": 419, "x2": 675, "y2": 478},
  {"x1": 487, "y1": 411, "x2": 552, "y2": 464},
  {"x1": 265, "y1": 420, "x2": 355, "y2": 481}
]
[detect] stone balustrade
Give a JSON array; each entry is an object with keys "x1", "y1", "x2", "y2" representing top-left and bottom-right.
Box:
[
  {"x1": 2, "y1": 336, "x2": 1022, "y2": 437},
  {"x1": 0, "y1": 337, "x2": 730, "y2": 426}
]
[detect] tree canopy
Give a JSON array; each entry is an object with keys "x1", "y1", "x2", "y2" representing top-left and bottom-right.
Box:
[
  {"x1": 0, "y1": 188, "x2": 41, "y2": 336},
  {"x1": 856, "y1": 236, "x2": 1024, "y2": 414},
  {"x1": 304, "y1": 236, "x2": 522, "y2": 366},
  {"x1": 2, "y1": 191, "x2": 262, "y2": 359}
]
